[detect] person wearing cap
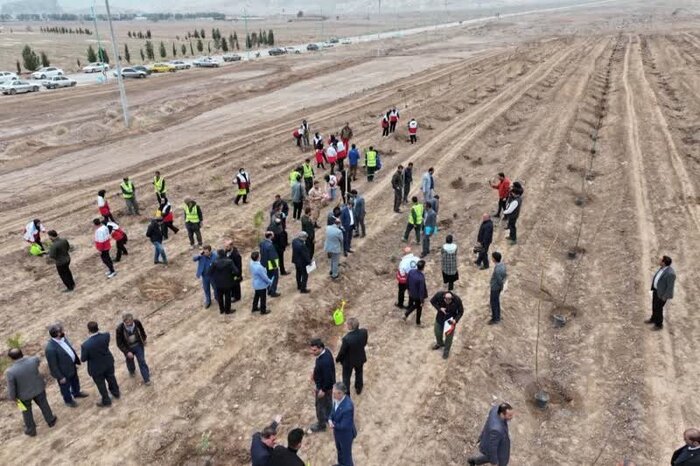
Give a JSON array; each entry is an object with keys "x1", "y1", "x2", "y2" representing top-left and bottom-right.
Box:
[
  {"x1": 250, "y1": 415, "x2": 283, "y2": 466},
  {"x1": 292, "y1": 231, "x2": 312, "y2": 293}
]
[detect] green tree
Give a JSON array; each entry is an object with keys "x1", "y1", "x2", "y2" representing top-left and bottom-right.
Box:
[
  {"x1": 246, "y1": 33, "x2": 252, "y2": 49},
  {"x1": 40, "y1": 51, "x2": 50, "y2": 67},
  {"x1": 127, "y1": 31, "x2": 132, "y2": 38},
  {"x1": 194, "y1": 29, "x2": 200, "y2": 39},
  {"x1": 16, "y1": 60, "x2": 21, "y2": 75},
  {"x1": 22, "y1": 45, "x2": 41, "y2": 71},
  {"x1": 181, "y1": 43, "x2": 187, "y2": 56},
  {"x1": 76, "y1": 58, "x2": 81, "y2": 68},
  {"x1": 159, "y1": 41, "x2": 166, "y2": 58},
  {"x1": 145, "y1": 40, "x2": 155, "y2": 60},
  {"x1": 233, "y1": 32, "x2": 239, "y2": 50},
  {"x1": 140, "y1": 48, "x2": 145, "y2": 61},
  {"x1": 97, "y1": 47, "x2": 109, "y2": 63},
  {"x1": 196, "y1": 39, "x2": 203, "y2": 53},
  {"x1": 189, "y1": 41, "x2": 194, "y2": 55},
  {"x1": 124, "y1": 43, "x2": 131, "y2": 63},
  {"x1": 146, "y1": 29, "x2": 151, "y2": 39},
  {"x1": 200, "y1": 28, "x2": 205, "y2": 39},
  {"x1": 87, "y1": 44, "x2": 97, "y2": 63},
  {"x1": 172, "y1": 42, "x2": 177, "y2": 57},
  {"x1": 221, "y1": 37, "x2": 229, "y2": 52},
  {"x1": 268, "y1": 29, "x2": 274, "y2": 46}
]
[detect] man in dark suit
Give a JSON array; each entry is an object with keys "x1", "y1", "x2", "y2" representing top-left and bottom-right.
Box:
[
  {"x1": 475, "y1": 213, "x2": 494, "y2": 269},
  {"x1": 80, "y1": 321, "x2": 120, "y2": 407},
  {"x1": 329, "y1": 382, "x2": 357, "y2": 466},
  {"x1": 5, "y1": 349, "x2": 57, "y2": 436},
  {"x1": 269, "y1": 428, "x2": 305, "y2": 466},
  {"x1": 672, "y1": 428, "x2": 700, "y2": 466},
  {"x1": 468, "y1": 402, "x2": 514, "y2": 466},
  {"x1": 250, "y1": 415, "x2": 282, "y2": 466},
  {"x1": 224, "y1": 241, "x2": 243, "y2": 303},
  {"x1": 45, "y1": 323, "x2": 88, "y2": 407},
  {"x1": 291, "y1": 231, "x2": 312, "y2": 293},
  {"x1": 645, "y1": 255, "x2": 676, "y2": 331},
  {"x1": 351, "y1": 190, "x2": 366, "y2": 238},
  {"x1": 336, "y1": 318, "x2": 368, "y2": 395},
  {"x1": 308, "y1": 338, "x2": 335, "y2": 433}
]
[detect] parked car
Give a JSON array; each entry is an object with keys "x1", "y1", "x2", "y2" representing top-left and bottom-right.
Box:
[
  {"x1": 169, "y1": 60, "x2": 191, "y2": 70},
  {"x1": 131, "y1": 65, "x2": 152, "y2": 75},
  {"x1": 340, "y1": 38, "x2": 352, "y2": 45},
  {"x1": 268, "y1": 47, "x2": 287, "y2": 56},
  {"x1": 113, "y1": 67, "x2": 147, "y2": 79},
  {"x1": 0, "y1": 71, "x2": 18, "y2": 80},
  {"x1": 223, "y1": 54, "x2": 242, "y2": 62},
  {"x1": 329, "y1": 37, "x2": 339, "y2": 44},
  {"x1": 193, "y1": 57, "x2": 220, "y2": 67},
  {"x1": 149, "y1": 62, "x2": 176, "y2": 73},
  {"x1": 82, "y1": 62, "x2": 109, "y2": 73},
  {"x1": 1, "y1": 80, "x2": 40, "y2": 95},
  {"x1": 321, "y1": 42, "x2": 334, "y2": 48},
  {"x1": 31, "y1": 67, "x2": 64, "y2": 79},
  {"x1": 306, "y1": 43, "x2": 320, "y2": 51},
  {"x1": 42, "y1": 76, "x2": 77, "y2": 89},
  {"x1": 284, "y1": 46, "x2": 301, "y2": 54}
]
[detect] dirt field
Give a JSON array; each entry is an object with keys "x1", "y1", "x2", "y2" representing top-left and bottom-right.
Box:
[{"x1": 1, "y1": 1, "x2": 699, "y2": 465}]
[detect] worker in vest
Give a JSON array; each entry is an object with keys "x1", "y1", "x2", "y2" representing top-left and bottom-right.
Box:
[
  {"x1": 97, "y1": 190, "x2": 116, "y2": 223},
  {"x1": 93, "y1": 218, "x2": 116, "y2": 278},
  {"x1": 259, "y1": 231, "x2": 281, "y2": 297},
  {"x1": 301, "y1": 158, "x2": 314, "y2": 192},
  {"x1": 120, "y1": 177, "x2": 140, "y2": 216},
  {"x1": 365, "y1": 146, "x2": 378, "y2": 182},
  {"x1": 234, "y1": 168, "x2": 250, "y2": 205},
  {"x1": 389, "y1": 107, "x2": 400, "y2": 133},
  {"x1": 159, "y1": 197, "x2": 179, "y2": 239},
  {"x1": 153, "y1": 171, "x2": 167, "y2": 204},
  {"x1": 290, "y1": 167, "x2": 302, "y2": 187},
  {"x1": 408, "y1": 118, "x2": 418, "y2": 144},
  {"x1": 183, "y1": 198, "x2": 203, "y2": 249},
  {"x1": 403, "y1": 196, "x2": 424, "y2": 244},
  {"x1": 106, "y1": 220, "x2": 128, "y2": 262}
]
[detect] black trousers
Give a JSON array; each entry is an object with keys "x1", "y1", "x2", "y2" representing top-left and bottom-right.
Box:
[
  {"x1": 100, "y1": 250, "x2": 114, "y2": 273},
  {"x1": 293, "y1": 201, "x2": 303, "y2": 220},
  {"x1": 20, "y1": 390, "x2": 55, "y2": 434},
  {"x1": 476, "y1": 244, "x2": 490, "y2": 268},
  {"x1": 315, "y1": 389, "x2": 332, "y2": 428},
  {"x1": 404, "y1": 297, "x2": 423, "y2": 324},
  {"x1": 507, "y1": 217, "x2": 517, "y2": 241},
  {"x1": 277, "y1": 248, "x2": 287, "y2": 274},
  {"x1": 389, "y1": 121, "x2": 397, "y2": 132},
  {"x1": 115, "y1": 237, "x2": 128, "y2": 261},
  {"x1": 651, "y1": 290, "x2": 666, "y2": 327},
  {"x1": 93, "y1": 368, "x2": 120, "y2": 404},
  {"x1": 216, "y1": 288, "x2": 232, "y2": 314},
  {"x1": 496, "y1": 198, "x2": 507, "y2": 216},
  {"x1": 404, "y1": 223, "x2": 421, "y2": 243},
  {"x1": 397, "y1": 282, "x2": 407, "y2": 307},
  {"x1": 186, "y1": 223, "x2": 203, "y2": 246},
  {"x1": 342, "y1": 363, "x2": 364, "y2": 394},
  {"x1": 410, "y1": 134, "x2": 417, "y2": 144},
  {"x1": 161, "y1": 222, "x2": 179, "y2": 239},
  {"x1": 253, "y1": 289, "x2": 268, "y2": 311},
  {"x1": 382, "y1": 126, "x2": 389, "y2": 137},
  {"x1": 56, "y1": 262, "x2": 75, "y2": 290},
  {"x1": 393, "y1": 188, "x2": 402, "y2": 212},
  {"x1": 295, "y1": 265, "x2": 308, "y2": 290},
  {"x1": 403, "y1": 182, "x2": 411, "y2": 202},
  {"x1": 306, "y1": 237, "x2": 315, "y2": 259},
  {"x1": 232, "y1": 280, "x2": 241, "y2": 302},
  {"x1": 304, "y1": 178, "x2": 313, "y2": 192}
]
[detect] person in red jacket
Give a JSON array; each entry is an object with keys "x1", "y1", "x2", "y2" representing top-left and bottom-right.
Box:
[
  {"x1": 489, "y1": 173, "x2": 511, "y2": 218},
  {"x1": 408, "y1": 118, "x2": 418, "y2": 144},
  {"x1": 97, "y1": 190, "x2": 116, "y2": 223},
  {"x1": 106, "y1": 221, "x2": 128, "y2": 262},
  {"x1": 159, "y1": 197, "x2": 179, "y2": 239},
  {"x1": 93, "y1": 219, "x2": 116, "y2": 278},
  {"x1": 381, "y1": 113, "x2": 390, "y2": 137}
]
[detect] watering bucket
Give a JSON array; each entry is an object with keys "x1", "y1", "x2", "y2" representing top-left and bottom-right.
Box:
[{"x1": 332, "y1": 300, "x2": 346, "y2": 326}]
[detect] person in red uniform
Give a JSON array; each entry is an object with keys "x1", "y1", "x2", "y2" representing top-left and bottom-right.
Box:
[
  {"x1": 408, "y1": 118, "x2": 418, "y2": 144},
  {"x1": 159, "y1": 197, "x2": 179, "y2": 239},
  {"x1": 97, "y1": 190, "x2": 116, "y2": 223},
  {"x1": 106, "y1": 221, "x2": 128, "y2": 262},
  {"x1": 490, "y1": 172, "x2": 511, "y2": 218},
  {"x1": 93, "y1": 219, "x2": 116, "y2": 278},
  {"x1": 389, "y1": 107, "x2": 400, "y2": 133},
  {"x1": 381, "y1": 113, "x2": 390, "y2": 137}
]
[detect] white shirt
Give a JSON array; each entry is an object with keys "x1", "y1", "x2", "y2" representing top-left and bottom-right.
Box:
[
  {"x1": 399, "y1": 253, "x2": 419, "y2": 275},
  {"x1": 503, "y1": 199, "x2": 519, "y2": 215},
  {"x1": 333, "y1": 395, "x2": 346, "y2": 412},
  {"x1": 653, "y1": 267, "x2": 667, "y2": 290},
  {"x1": 53, "y1": 337, "x2": 75, "y2": 361},
  {"x1": 348, "y1": 209, "x2": 354, "y2": 226},
  {"x1": 97, "y1": 196, "x2": 106, "y2": 207}
]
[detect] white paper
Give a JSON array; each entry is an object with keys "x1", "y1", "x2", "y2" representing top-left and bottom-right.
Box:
[{"x1": 306, "y1": 261, "x2": 317, "y2": 273}]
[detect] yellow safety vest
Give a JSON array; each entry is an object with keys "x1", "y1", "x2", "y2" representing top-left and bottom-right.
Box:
[
  {"x1": 366, "y1": 150, "x2": 377, "y2": 168},
  {"x1": 120, "y1": 181, "x2": 134, "y2": 199},
  {"x1": 153, "y1": 176, "x2": 166, "y2": 194},
  {"x1": 267, "y1": 258, "x2": 279, "y2": 271},
  {"x1": 409, "y1": 203, "x2": 424, "y2": 225},
  {"x1": 302, "y1": 163, "x2": 314, "y2": 179},
  {"x1": 290, "y1": 170, "x2": 300, "y2": 186},
  {"x1": 184, "y1": 204, "x2": 200, "y2": 223}
]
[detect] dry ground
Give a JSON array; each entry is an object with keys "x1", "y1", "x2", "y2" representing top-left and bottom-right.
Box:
[{"x1": 1, "y1": 1, "x2": 699, "y2": 465}]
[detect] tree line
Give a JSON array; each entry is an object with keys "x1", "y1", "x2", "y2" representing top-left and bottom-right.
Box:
[
  {"x1": 3, "y1": 12, "x2": 225, "y2": 22},
  {"x1": 40, "y1": 26, "x2": 92, "y2": 35}
]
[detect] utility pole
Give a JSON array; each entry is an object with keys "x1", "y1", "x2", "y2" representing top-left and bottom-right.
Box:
[
  {"x1": 243, "y1": 8, "x2": 250, "y2": 60},
  {"x1": 105, "y1": 0, "x2": 130, "y2": 127},
  {"x1": 90, "y1": 4, "x2": 106, "y2": 81}
]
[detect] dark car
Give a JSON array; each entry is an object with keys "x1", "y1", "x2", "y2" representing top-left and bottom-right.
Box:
[
  {"x1": 306, "y1": 43, "x2": 320, "y2": 51},
  {"x1": 268, "y1": 47, "x2": 287, "y2": 56},
  {"x1": 223, "y1": 54, "x2": 242, "y2": 62},
  {"x1": 132, "y1": 65, "x2": 152, "y2": 75}
]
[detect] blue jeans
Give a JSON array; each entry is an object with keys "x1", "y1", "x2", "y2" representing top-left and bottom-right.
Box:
[
  {"x1": 490, "y1": 288, "x2": 502, "y2": 321},
  {"x1": 57, "y1": 373, "x2": 81, "y2": 403},
  {"x1": 201, "y1": 276, "x2": 216, "y2": 305},
  {"x1": 125, "y1": 343, "x2": 150, "y2": 382},
  {"x1": 152, "y1": 241, "x2": 167, "y2": 264}
]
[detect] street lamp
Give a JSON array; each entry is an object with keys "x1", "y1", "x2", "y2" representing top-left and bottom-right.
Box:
[{"x1": 104, "y1": 0, "x2": 130, "y2": 127}]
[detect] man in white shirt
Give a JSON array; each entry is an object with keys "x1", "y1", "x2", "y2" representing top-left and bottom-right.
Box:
[{"x1": 45, "y1": 323, "x2": 88, "y2": 407}]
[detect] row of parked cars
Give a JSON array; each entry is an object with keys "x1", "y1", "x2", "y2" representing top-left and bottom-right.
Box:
[{"x1": 0, "y1": 70, "x2": 78, "y2": 94}]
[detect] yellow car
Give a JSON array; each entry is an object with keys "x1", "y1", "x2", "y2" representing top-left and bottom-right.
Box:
[{"x1": 149, "y1": 63, "x2": 176, "y2": 73}]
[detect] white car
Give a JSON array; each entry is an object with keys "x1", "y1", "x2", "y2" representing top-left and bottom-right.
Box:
[
  {"x1": 169, "y1": 60, "x2": 191, "y2": 70},
  {"x1": 31, "y1": 67, "x2": 64, "y2": 79},
  {"x1": 284, "y1": 46, "x2": 301, "y2": 54},
  {"x1": 82, "y1": 62, "x2": 110, "y2": 73},
  {"x1": 0, "y1": 71, "x2": 18, "y2": 80},
  {"x1": 42, "y1": 76, "x2": 77, "y2": 89},
  {"x1": 1, "y1": 80, "x2": 40, "y2": 95},
  {"x1": 340, "y1": 38, "x2": 352, "y2": 45}
]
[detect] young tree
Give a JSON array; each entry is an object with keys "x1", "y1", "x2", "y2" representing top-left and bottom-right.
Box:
[
  {"x1": 221, "y1": 37, "x2": 229, "y2": 52},
  {"x1": 127, "y1": 31, "x2": 132, "y2": 38},
  {"x1": 22, "y1": 45, "x2": 41, "y2": 71},
  {"x1": 40, "y1": 51, "x2": 50, "y2": 67},
  {"x1": 124, "y1": 43, "x2": 131, "y2": 63},
  {"x1": 159, "y1": 41, "x2": 166, "y2": 58},
  {"x1": 181, "y1": 43, "x2": 187, "y2": 56},
  {"x1": 251, "y1": 32, "x2": 258, "y2": 47},
  {"x1": 200, "y1": 28, "x2": 205, "y2": 39},
  {"x1": 194, "y1": 29, "x2": 200, "y2": 39},
  {"x1": 16, "y1": 60, "x2": 21, "y2": 75},
  {"x1": 97, "y1": 47, "x2": 109, "y2": 64},
  {"x1": 76, "y1": 58, "x2": 81, "y2": 68},
  {"x1": 196, "y1": 39, "x2": 203, "y2": 53},
  {"x1": 172, "y1": 42, "x2": 177, "y2": 57},
  {"x1": 145, "y1": 40, "x2": 155, "y2": 60},
  {"x1": 87, "y1": 44, "x2": 97, "y2": 63},
  {"x1": 268, "y1": 29, "x2": 274, "y2": 46},
  {"x1": 207, "y1": 41, "x2": 211, "y2": 53},
  {"x1": 245, "y1": 33, "x2": 252, "y2": 49},
  {"x1": 146, "y1": 29, "x2": 151, "y2": 39},
  {"x1": 140, "y1": 48, "x2": 145, "y2": 61},
  {"x1": 137, "y1": 31, "x2": 143, "y2": 39},
  {"x1": 189, "y1": 41, "x2": 194, "y2": 55}
]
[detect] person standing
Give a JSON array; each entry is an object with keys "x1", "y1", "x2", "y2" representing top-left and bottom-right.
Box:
[
  {"x1": 250, "y1": 415, "x2": 283, "y2": 466},
  {"x1": 47, "y1": 230, "x2": 74, "y2": 292},
  {"x1": 94, "y1": 219, "x2": 117, "y2": 278},
  {"x1": 329, "y1": 382, "x2": 357, "y2": 466},
  {"x1": 365, "y1": 146, "x2": 378, "y2": 182},
  {"x1": 467, "y1": 403, "x2": 514, "y2": 466},
  {"x1": 5, "y1": 349, "x2": 57, "y2": 437},
  {"x1": 146, "y1": 218, "x2": 168, "y2": 265},
  {"x1": 260, "y1": 231, "x2": 281, "y2": 297},
  {"x1": 234, "y1": 168, "x2": 251, "y2": 205},
  {"x1": 392, "y1": 165, "x2": 404, "y2": 213},
  {"x1": 97, "y1": 190, "x2": 116, "y2": 223},
  {"x1": 340, "y1": 122, "x2": 353, "y2": 149},
  {"x1": 120, "y1": 176, "x2": 140, "y2": 216},
  {"x1": 115, "y1": 313, "x2": 150, "y2": 385},
  {"x1": 348, "y1": 144, "x2": 360, "y2": 181},
  {"x1": 381, "y1": 113, "x2": 390, "y2": 137},
  {"x1": 422, "y1": 202, "x2": 437, "y2": 258},
  {"x1": 183, "y1": 198, "x2": 204, "y2": 248},
  {"x1": 441, "y1": 235, "x2": 459, "y2": 291},
  {"x1": 490, "y1": 173, "x2": 511, "y2": 218},
  {"x1": 250, "y1": 251, "x2": 273, "y2": 314},
  {"x1": 429, "y1": 291, "x2": 464, "y2": 359},
  {"x1": 193, "y1": 245, "x2": 218, "y2": 308},
  {"x1": 308, "y1": 339, "x2": 335, "y2": 433},
  {"x1": 421, "y1": 167, "x2": 435, "y2": 202},
  {"x1": 307, "y1": 181, "x2": 325, "y2": 227},
  {"x1": 301, "y1": 207, "x2": 316, "y2": 259},
  {"x1": 224, "y1": 241, "x2": 243, "y2": 303},
  {"x1": 159, "y1": 197, "x2": 179, "y2": 239},
  {"x1": 269, "y1": 216, "x2": 289, "y2": 276},
  {"x1": 209, "y1": 250, "x2": 238, "y2": 314},
  {"x1": 80, "y1": 322, "x2": 120, "y2": 408},
  {"x1": 336, "y1": 318, "x2": 368, "y2": 396},
  {"x1": 403, "y1": 260, "x2": 427, "y2": 325},
  {"x1": 291, "y1": 175, "x2": 306, "y2": 221},
  {"x1": 396, "y1": 247, "x2": 419, "y2": 309},
  {"x1": 301, "y1": 119, "x2": 310, "y2": 148},
  {"x1": 324, "y1": 219, "x2": 344, "y2": 279},
  {"x1": 269, "y1": 428, "x2": 305, "y2": 466},
  {"x1": 340, "y1": 199, "x2": 355, "y2": 255},
  {"x1": 302, "y1": 158, "x2": 315, "y2": 192},
  {"x1": 292, "y1": 232, "x2": 312, "y2": 293},
  {"x1": 671, "y1": 428, "x2": 700, "y2": 466},
  {"x1": 153, "y1": 171, "x2": 167, "y2": 204},
  {"x1": 389, "y1": 107, "x2": 400, "y2": 133},
  {"x1": 503, "y1": 184, "x2": 522, "y2": 245},
  {"x1": 351, "y1": 189, "x2": 366, "y2": 238},
  {"x1": 403, "y1": 196, "x2": 424, "y2": 244},
  {"x1": 646, "y1": 255, "x2": 676, "y2": 331},
  {"x1": 475, "y1": 214, "x2": 494, "y2": 269},
  {"x1": 402, "y1": 162, "x2": 413, "y2": 204},
  {"x1": 408, "y1": 118, "x2": 418, "y2": 144},
  {"x1": 107, "y1": 220, "x2": 128, "y2": 263},
  {"x1": 45, "y1": 323, "x2": 87, "y2": 407},
  {"x1": 489, "y1": 252, "x2": 507, "y2": 325}
]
